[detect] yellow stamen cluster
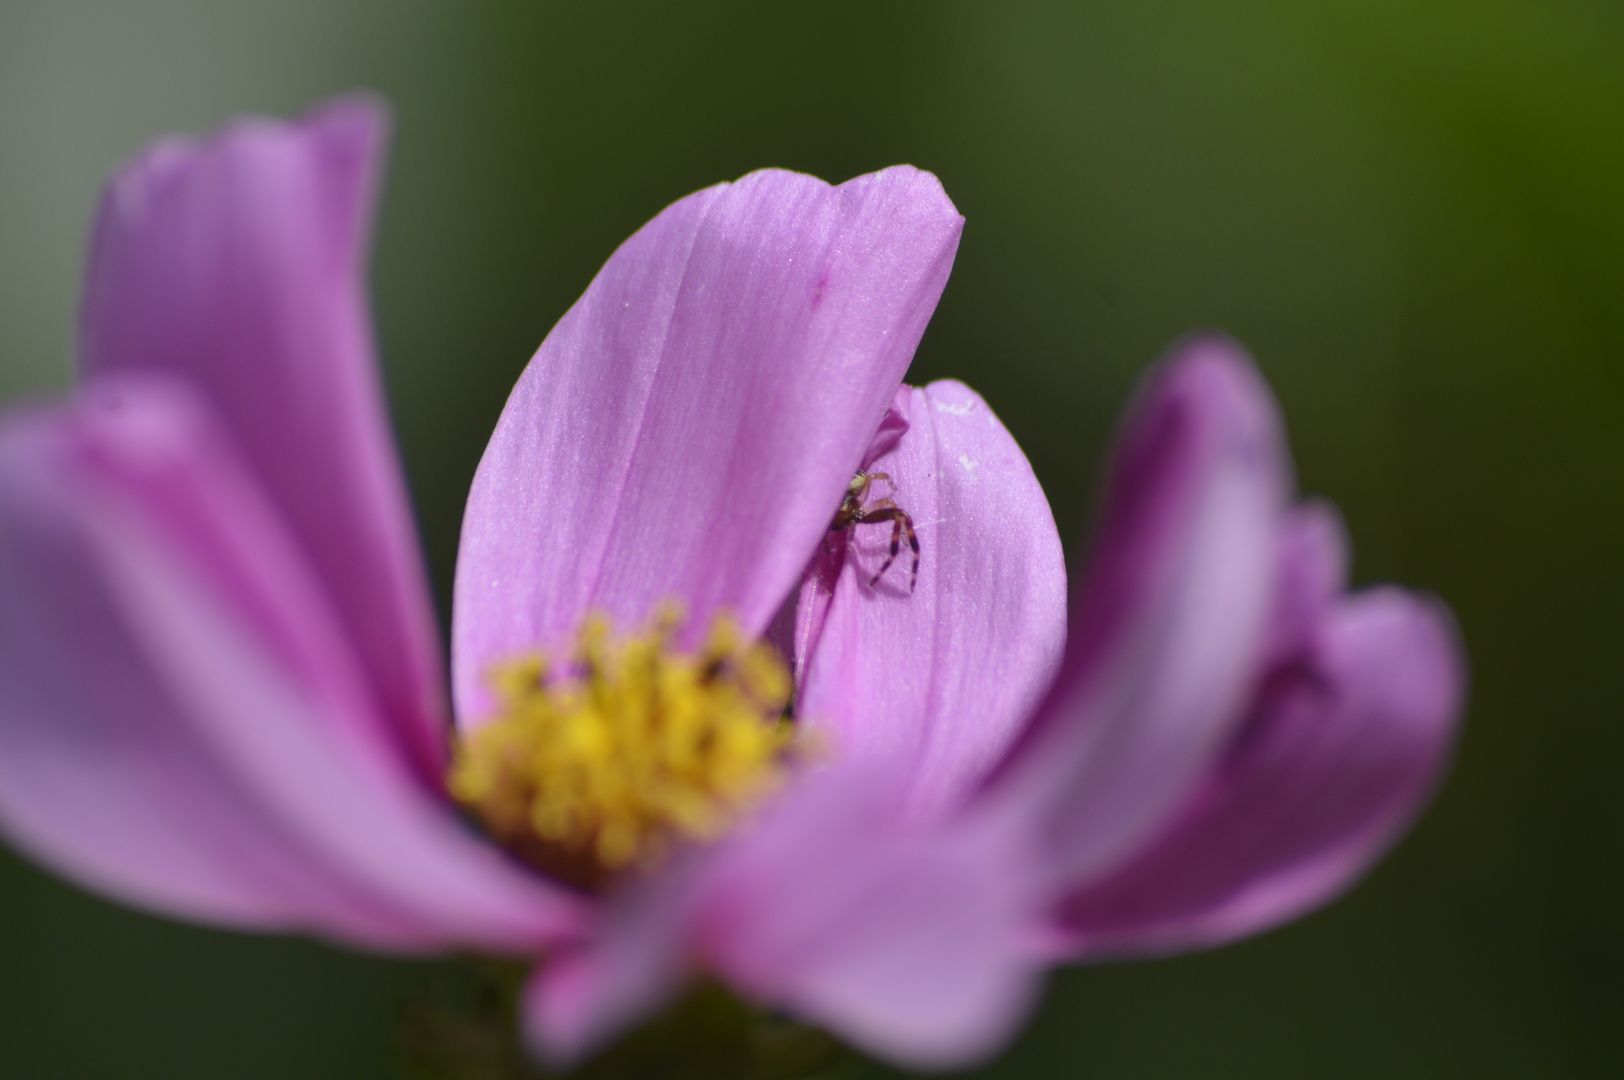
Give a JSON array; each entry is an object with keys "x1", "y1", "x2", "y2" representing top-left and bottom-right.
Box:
[{"x1": 448, "y1": 607, "x2": 794, "y2": 884}]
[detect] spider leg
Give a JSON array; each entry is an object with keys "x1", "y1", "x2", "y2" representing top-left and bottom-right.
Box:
[
  {"x1": 866, "y1": 471, "x2": 897, "y2": 496},
  {"x1": 858, "y1": 506, "x2": 920, "y2": 593},
  {"x1": 899, "y1": 511, "x2": 919, "y2": 593}
]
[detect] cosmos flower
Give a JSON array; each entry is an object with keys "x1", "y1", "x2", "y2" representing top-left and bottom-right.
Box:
[
  {"x1": 523, "y1": 337, "x2": 1466, "y2": 1068},
  {"x1": 0, "y1": 97, "x2": 1465, "y2": 1074}
]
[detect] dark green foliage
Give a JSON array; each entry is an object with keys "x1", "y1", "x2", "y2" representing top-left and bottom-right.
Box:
[{"x1": 1, "y1": 2, "x2": 1622, "y2": 1077}]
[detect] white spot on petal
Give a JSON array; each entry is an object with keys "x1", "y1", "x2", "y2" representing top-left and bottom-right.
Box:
[
  {"x1": 934, "y1": 399, "x2": 974, "y2": 416},
  {"x1": 959, "y1": 454, "x2": 980, "y2": 475}
]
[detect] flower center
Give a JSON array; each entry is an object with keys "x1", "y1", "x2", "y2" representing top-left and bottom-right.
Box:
[{"x1": 448, "y1": 606, "x2": 794, "y2": 888}]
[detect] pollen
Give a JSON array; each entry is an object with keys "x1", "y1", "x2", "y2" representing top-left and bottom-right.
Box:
[{"x1": 447, "y1": 606, "x2": 794, "y2": 886}]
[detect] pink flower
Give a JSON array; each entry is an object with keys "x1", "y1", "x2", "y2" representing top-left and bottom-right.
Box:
[
  {"x1": 0, "y1": 98, "x2": 1464, "y2": 1073},
  {"x1": 524, "y1": 339, "x2": 1465, "y2": 1068}
]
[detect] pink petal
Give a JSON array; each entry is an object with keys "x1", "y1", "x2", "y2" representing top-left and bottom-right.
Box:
[
  {"x1": 1050, "y1": 588, "x2": 1465, "y2": 956},
  {"x1": 79, "y1": 96, "x2": 446, "y2": 779},
  {"x1": 0, "y1": 380, "x2": 587, "y2": 950},
  {"x1": 1261, "y1": 501, "x2": 1350, "y2": 671},
  {"x1": 453, "y1": 167, "x2": 963, "y2": 725},
  {"x1": 522, "y1": 859, "x2": 699, "y2": 1069},
  {"x1": 794, "y1": 380, "x2": 1067, "y2": 820},
  {"x1": 980, "y1": 338, "x2": 1288, "y2": 892},
  {"x1": 524, "y1": 765, "x2": 1040, "y2": 1071}
]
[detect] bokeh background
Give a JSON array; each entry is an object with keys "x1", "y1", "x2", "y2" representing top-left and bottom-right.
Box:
[{"x1": 2, "y1": 1, "x2": 1621, "y2": 1076}]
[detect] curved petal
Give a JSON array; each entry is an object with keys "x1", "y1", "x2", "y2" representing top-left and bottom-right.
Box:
[
  {"x1": 79, "y1": 96, "x2": 446, "y2": 779},
  {"x1": 525, "y1": 765, "x2": 1039, "y2": 1071},
  {"x1": 794, "y1": 381, "x2": 1067, "y2": 821},
  {"x1": 1261, "y1": 501, "x2": 1350, "y2": 671},
  {"x1": 1049, "y1": 588, "x2": 1465, "y2": 957},
  {"x1": 979, "y1": 338, "x2": 1288, "y2": 892},
  {"x1": 453, "y1": 167, "x2": 963, "y2": 725},
  {"x1": 522, "y1": 859, "x2": 700, "y2": 1070},
  {"x1": 0, "y1": 380, "x2": 587, "y2": 950}
]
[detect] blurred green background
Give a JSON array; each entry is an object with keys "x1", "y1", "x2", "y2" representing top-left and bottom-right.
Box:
[{"x1": 2, "y1": 0, "x2": 1621, "y2": 1076}]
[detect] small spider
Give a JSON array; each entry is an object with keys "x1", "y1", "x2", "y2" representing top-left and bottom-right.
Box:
[{"x1": 829, "y1": 470, "x2": 919, "y2": 592}]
